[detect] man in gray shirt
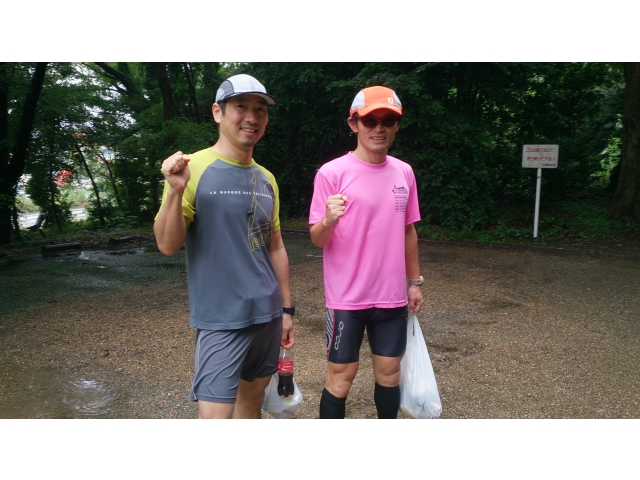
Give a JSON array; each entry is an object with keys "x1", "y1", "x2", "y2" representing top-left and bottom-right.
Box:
[{"x1": 154, "y1": 74, "x2": 295, "y2": 419}]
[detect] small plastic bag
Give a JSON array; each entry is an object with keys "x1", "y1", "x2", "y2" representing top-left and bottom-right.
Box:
[
  {"x1": 261, "y1": 373, "x2": 303, "y2": 419},
  {"x1": 399, "y1": 313, "x2": 442, "y2": 419}
]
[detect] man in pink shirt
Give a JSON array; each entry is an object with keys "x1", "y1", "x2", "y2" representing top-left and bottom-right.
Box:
[{"x1": 309, "y1": 86, "x2": 424, "y2": 419}]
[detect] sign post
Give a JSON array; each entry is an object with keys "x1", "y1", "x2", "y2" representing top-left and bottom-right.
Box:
[{"x1": 522, "y1": 145, "x2": 559, "y2": 238}]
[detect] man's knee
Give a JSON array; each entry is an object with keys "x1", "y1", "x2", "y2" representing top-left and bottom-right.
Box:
[
  {"x1": 325, "y1": 362, "x2": 358, "y2": 397},
  {"x1": 234, "y1": 377, "x2": 270, "y2": 419},
  {"x1": 373, "y1": 356, "x2": 402, "y2": 387},
  {"x1": 198, "y1": 400, "x2": 235, "y2": 419},
  {"x1": 237, "y1": 377, "x2": 269, "y2": 406},
  {"x1": 374, "y1": 371, "x2": 401, "y2": 388}
]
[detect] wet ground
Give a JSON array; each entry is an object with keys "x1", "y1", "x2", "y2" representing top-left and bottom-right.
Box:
[
  {"x1": 1, "y1": 230, "x2": 639, "y2": 420},
  {"x1": 0, "y1": 232, "x2": 322, "y2": 419}
]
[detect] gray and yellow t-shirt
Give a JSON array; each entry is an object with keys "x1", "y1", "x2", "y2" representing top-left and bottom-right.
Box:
[{"x1": 157, "y1": 148, "x2": 282, "y2": 330}]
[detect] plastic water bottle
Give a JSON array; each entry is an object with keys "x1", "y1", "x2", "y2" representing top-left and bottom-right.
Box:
[{"x1": 277, "y1": 346, "x2": 294, "y2": 397}]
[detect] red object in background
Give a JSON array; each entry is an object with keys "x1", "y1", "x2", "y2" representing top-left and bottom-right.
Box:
[{"x1": 53, "y1": 169, "x2": 73, "y2": 186}]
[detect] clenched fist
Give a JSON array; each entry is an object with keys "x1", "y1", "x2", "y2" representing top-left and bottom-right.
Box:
[
  {"x1": 323, "y1": 194, "x2": 348, "y2": 227},
  {"x1": 160, "y1": 151, "x2": 191, "y2": 192}
]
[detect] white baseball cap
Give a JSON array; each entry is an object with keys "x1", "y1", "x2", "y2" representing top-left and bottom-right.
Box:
[{"x1": 215, "y1": 74, "x2": 276, "y2": 106}]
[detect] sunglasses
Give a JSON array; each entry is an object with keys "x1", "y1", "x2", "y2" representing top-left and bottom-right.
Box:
[{"x1": 359, "y1": 115, "x2": 401, "y2": 128}]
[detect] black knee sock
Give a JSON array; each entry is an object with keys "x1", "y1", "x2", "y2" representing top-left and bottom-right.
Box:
[
  {"x1": 319, "y1": 388, "x2": 347, "y2": 419},
  {"x1": 374, "y1": 382, "x2": 400, "y2": 419}
]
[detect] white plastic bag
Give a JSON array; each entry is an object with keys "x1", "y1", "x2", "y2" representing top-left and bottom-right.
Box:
[
  {"x1": 261, "y1": 373, "x2": 303, "y2": 419},
  {"x1": 399, "y1": 313, "x2": 442, "y2": 419}
]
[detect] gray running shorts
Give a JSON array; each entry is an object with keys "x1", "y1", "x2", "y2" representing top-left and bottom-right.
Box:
[
  {"x1": 189, "y1": 316, "x2": 282, "y2": 403},
  {"x1": 326, "y1": 306, "x2": 408, "y2": 364}
]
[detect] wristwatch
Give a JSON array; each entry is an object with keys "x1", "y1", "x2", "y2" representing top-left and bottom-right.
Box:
[
  {"x1": 408, "y1": 276, "x2": 424, "y2": 286},
  {"x1": 282, "y1": 306, "x2": 295, "y2": 316}
]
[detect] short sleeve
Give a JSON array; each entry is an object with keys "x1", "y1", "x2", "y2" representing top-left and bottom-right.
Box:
[{"x1": 309, "y1": 169, "x2": 334, "y2": 226}]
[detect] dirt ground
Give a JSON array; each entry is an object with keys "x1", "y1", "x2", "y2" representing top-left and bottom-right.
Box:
[{"x1": 0, "y1": 231, "x2": 639, "y2": 419}]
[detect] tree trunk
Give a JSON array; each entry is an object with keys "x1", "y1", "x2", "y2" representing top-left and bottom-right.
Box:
[
  {"x1": 47, "y1": 162, "x2": 63, "y2": 233},
  {"x1": 74, "y1": 143, "x2": 106, "y2": 226},
  {"x1": 0, "y1": 63, "x2": 11, "y2": 243},
  {"x1": 152, "y1": 63, "x2": 178, "y2": 216},
  {"x1": 183, "y1": 62, "x2": 200, "y2": 123},
  {"x1": 205, "y1": 62, "x2": 217, "y2": 108},
  {"x1": 11, "y1": 204, "x2": 22, "y2": 241},
  {"x1": 608, "y1": 62, "x2": 640, "y2": 222},
  {"x1": 155, "y1": 63, "x2": 177, "y2": 123},
  {"x1": 0, "y1": 62, "x2": 47, "y2": 244},
  {"x1": 102, "y1": 152, "x2": 122, "y2": 210}
]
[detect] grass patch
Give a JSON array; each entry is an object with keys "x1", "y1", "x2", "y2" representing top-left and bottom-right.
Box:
[
  {"x1": 14, "y1": 219, "x2": 155, "y2": 248},
  {"x1": 281, "y1": 217, "x2": 310, "y2": 230},
  {"x1": 10, "y1": 194, "x2": 638, "y2": 250},
  {"x1": 418, "y1": 194, "x2": 636, "y2": 246}
]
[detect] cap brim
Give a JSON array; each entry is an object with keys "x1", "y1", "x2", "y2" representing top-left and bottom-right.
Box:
[
  {"x1": 352, "y1": 104, "x2": 402, "y2": 117},
  {"x1": 220, "y1": 92, "x2": 277, "y2": 106}
]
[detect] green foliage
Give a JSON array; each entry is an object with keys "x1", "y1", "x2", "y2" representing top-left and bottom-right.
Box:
[
  {"x1": 245, "y1": 62, "x2": 366, "y2": 218},
  {"x1": 416, "y1": 192, "x2": 629, "y2": 245},
  {"x1": 85, "y1": 63, "x2": 223, "y2": 223},
  {"x1": 15, "y1": 194, "x2": 36, "y2": 213},
  {"x1": 85, "y1": 196, "x2": 119, "y2": 225},
  {"x1": 420, "y1": 159, "x2": 496, "y2": 230},
  {"x1": 24, "y1": 169, "x2": 72, "y2": 225},
  {"x1": 2, "y1": 62, "x2": 634, "y2": 244}
]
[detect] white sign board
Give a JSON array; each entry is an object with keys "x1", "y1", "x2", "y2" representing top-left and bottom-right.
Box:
[{"x1": 522, "y1": 144, "x2": 559, "y2": 169}]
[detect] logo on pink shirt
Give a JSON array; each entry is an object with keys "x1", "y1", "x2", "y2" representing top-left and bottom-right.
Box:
[{"x1": 393, "y1": 185, "x2": 408, "y2": 212}]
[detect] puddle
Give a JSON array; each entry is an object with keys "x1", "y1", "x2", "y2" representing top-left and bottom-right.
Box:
[
  {"x1": 0, "y1": 248, "x2": 187, "y2": 318},
  {"x1": 61, "y1": 378, "x2": 117, "y2": 417},
  {"x1": 0, "y1": 367, "x2": 117, "y2": 419},
  {"x1": 1, "y1": 232, "x2": 315, "y2": 318}
]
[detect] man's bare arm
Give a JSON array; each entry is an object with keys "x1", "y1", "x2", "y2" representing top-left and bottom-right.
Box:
[
  {"x1": 154, "y1": 189, "x2": 187, "y2": 256},
  {"x1": 405, "y1": 223, "x2": 424, "y2": 313},
  {"x1": 269, "y1": 229, "x2": 295, "y2": 348},
  {"x1": 154, "y1": 152, "x2": 190, "y2": 256}
]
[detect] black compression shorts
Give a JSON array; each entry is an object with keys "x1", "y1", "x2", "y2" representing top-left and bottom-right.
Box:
[{"x1": 325, "y1": 306, "x2": 408, "y2": 364}]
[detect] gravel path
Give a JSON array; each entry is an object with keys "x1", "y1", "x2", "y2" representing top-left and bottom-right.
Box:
[{"x1": 1, "y1": 231, "x2": 639, "y2": 419}]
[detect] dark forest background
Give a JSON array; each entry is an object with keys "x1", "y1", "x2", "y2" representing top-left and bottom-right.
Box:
[{"x1": 1, "y1": 62, "x2": 639, "y2": 246}]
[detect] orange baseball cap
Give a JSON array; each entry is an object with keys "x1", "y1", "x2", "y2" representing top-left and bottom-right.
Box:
[{"x1": 349, "y1": 86, "x2": 403, "y2": 117}]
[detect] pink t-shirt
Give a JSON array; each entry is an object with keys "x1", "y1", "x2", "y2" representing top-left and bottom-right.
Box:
[{"x1": 309, "y1": 152, "x2": 421, "y2": 310}]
